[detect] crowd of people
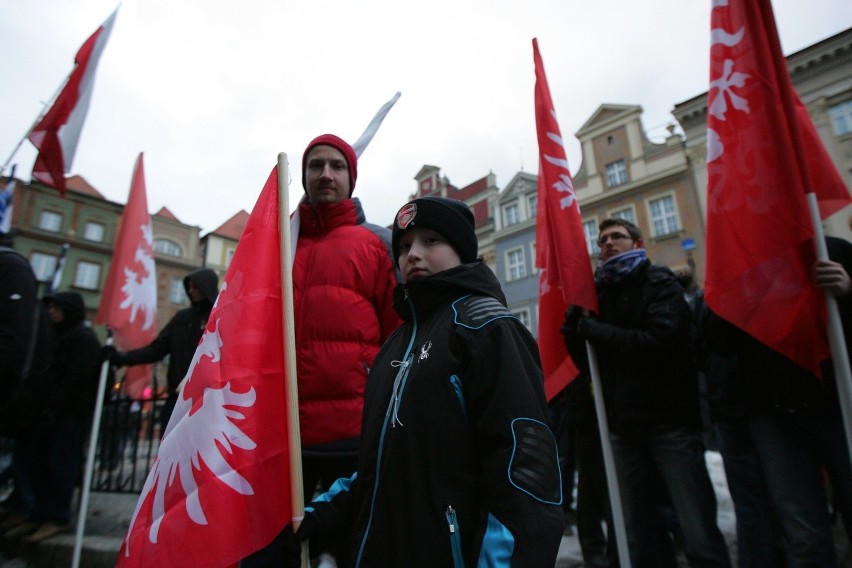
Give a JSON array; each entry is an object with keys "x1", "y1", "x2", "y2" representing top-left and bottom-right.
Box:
[{"x1": 1, "y1": 133, "x2": 851, "y2": 568}]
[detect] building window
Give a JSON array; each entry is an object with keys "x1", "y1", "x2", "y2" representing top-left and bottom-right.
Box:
[
  {"x1": 503, "y1": 203, "x2": 520, "y2": 227},
  {"x1": 83, "y1": 221, "x2": 105, "y2": 242},
  {"x1": 153, "y1": 238, "x2": 183, "y2": 258},
  {"x1": 829, "y1": 100, "x2": 852, "y2": 136},
  {"x1": 649, "y1": 195, "x2": 680, "y2": 237},
  {"x1": 513, "y1": 309, "x2": 531, "y2": 331},
  {"x1": 226, "y1": 248, "x2": 236, "y2": 267},
  {"x1": 506, "y1": 247, "x2": 526, "y2": 281},
  {"x1": 605, "y1": 160, "x2": 628, "y2": 187},
  {"x1": 169, "y1": 278, "x2": 186, "y2": 305},
  {"x1": 73, "y1": 261, "x2": 101, "y2": 290},
  {"x1": 610, "y1": 207, "x2": 635, "y2": 223},
  {"x1": 38, "y1": 211, "x2": 62, "y2": 232},
  {"x1": 527, "y1": 195, "x2": 538, "y2": 219},
  {"x1": 583, "y1": 219, "x2": 601, "y2": 256},
  {"x1": 30, "y1": 252, "x2": 57, "y2": 281}
]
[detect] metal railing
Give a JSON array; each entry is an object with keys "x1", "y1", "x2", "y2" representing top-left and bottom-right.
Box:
[{"x1": 91, "y1": 395, "x2": 163, "y2": 493}]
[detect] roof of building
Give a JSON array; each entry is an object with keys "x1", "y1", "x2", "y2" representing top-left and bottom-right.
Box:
[
  {"x1": 66, "y1": 175, "x2": 104, "y2": 199},
  {"x1": 208, "y1": 210, "x2": 249, "y2": 240},
  {"x1": 154, "y1": 206, "x2": 181, "y2": 222}
]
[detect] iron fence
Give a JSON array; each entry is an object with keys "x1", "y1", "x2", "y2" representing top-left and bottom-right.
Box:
[{"x1": 91, "y1": 395, "x2": 163, "y2": 493}]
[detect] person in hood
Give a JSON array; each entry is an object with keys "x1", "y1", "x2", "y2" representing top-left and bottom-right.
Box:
[
  {"x1": 243, "y1": 134, "x2": 400, "y2": 566},
  {"x1": 281, "y1": 197, "x2": 564, "y2": 567},
  {"x1": 5, "y1": 292, "x2": 100, "y2": 542},
  {"x1": 107, "y1": 267, "x2": 219, "y2": 431}
]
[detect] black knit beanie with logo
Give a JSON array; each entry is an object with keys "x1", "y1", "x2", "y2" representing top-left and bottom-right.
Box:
[{"x1": 392, "y1": 197, "x2": 478, "y2": 264}]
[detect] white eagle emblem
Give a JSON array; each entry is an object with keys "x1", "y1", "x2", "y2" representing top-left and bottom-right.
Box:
[
  {"x1": 122, "y1": 293, "x2": 258, "y2": 556},
  {"x1": 119, "y1": 223, "x2": 157, "y2": 330}
]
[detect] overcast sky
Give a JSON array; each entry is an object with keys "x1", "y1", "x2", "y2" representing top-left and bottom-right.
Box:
[{"x1": 2, "y1": 1, "x2": 850, "y2": 233}]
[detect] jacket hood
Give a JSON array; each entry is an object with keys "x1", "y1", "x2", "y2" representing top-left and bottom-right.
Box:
[
  {"x1": 393, "y1": 261, "x2": 506, "y2": 321},
  {"x1": 184, "y1": 268, "x2": 219, "y2": 305},
  {"x1": 43, "y1": 291, "x2": 86, "y2": 326}
]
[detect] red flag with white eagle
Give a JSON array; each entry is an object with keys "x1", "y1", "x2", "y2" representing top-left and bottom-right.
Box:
[
  {"x1": 705, "y1": 0, "x2": 851, "y2": 376},
  {"x1": 117, "y1": 166, "x2": 294, "y2": 567},
  {"x1": 28, "y1": 7, "x2": 117, "y2": 196},
  {"x1": 96, "y1": 153, "x2": 156, "y2": 398},
  {"x1": 532, "y1": 38, "x2": 599, "y2": 401}
]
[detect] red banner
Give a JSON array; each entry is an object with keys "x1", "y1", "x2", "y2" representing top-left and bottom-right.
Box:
[
  {"x1": 95, "y1": 153, "x2": 156, "y2": 397},
  {"x1": 117, "y1": 167, "x2": 295, "y2": 567},
  {"x1": 533, "y1": 38, "x2": 599, "y2": 400},
  {"x1": 705, "y1": 0, "x2": 851, "y2": 376}
]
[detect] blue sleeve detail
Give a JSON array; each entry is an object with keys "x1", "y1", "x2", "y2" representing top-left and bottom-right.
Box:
[
  {"x1": 449, "y1": 374, "x2": 467, "y2": 421},
  {"x1": 477, "y1": 513, "x2": 514, "y2": 567},
  {"x1": 306, "y1": 471, "x2": 358, "y2": 512},
  {"x1": 508, "y1": 418, "x2": 562, "y2": 505}
]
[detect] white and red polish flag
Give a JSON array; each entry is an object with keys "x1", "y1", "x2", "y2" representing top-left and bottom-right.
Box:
[
  {"x1": 28, "y1": 8, "x2": 117, "y2": 197},
  {"x1": 533, "y1": 38, "x2": 599, "y2": 401},
  {"x1": 705, "y1": 0, "x2": 851, "y2": 376},
  {"x1": 95, "y1": 153, "x2": 157, "y2": 398},
  {"x1": 117, "y1": 167, "x2": 294, "y2": 567}
]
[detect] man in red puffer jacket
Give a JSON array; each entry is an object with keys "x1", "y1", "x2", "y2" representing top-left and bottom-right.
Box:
[{"x1": 242, "y1": 134, "x2": 400, "y2": 567}]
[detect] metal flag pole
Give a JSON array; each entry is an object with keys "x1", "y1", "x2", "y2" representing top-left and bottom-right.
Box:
[
  {"x1": 586, "y1": 341, "x2": 631, "y2": 567},
  {"x1": 806, "y1": 192, "x2": 852, "y2": 462},
  {"x1": 72, "y1": 333, "x2": 113, "y2": 568}
]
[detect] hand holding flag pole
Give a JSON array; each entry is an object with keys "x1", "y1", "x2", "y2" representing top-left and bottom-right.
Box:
[{"x1": 807, "y1": 193, "x2": 852, "y2": 462}]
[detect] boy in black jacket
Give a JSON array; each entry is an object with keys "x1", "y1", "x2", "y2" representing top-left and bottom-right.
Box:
[{"x1": 281, "y1": 197, "x2": 564, "y2": 567}]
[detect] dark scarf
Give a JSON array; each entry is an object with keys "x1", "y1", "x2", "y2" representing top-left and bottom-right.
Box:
[{"x1": 596, "y1": 249, "x2": 647, "y2": 284}]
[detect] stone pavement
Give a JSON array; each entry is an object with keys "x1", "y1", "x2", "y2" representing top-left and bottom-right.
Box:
[
  {"x1": 0, "y1": 454, "x2": 734, "y2": 567},
  {"x1": 7, "y1": 451, "x2": 843, "y2": 568},
  {"x1": 0, "y1": 490, "x2": 134, "y2": 567}
]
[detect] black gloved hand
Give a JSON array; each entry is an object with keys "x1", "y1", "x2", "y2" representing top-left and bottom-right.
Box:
[
  {"x1": 282, "y1": 513, "x2": 318, "y2": 568},
  {"x1": 561, "y1": 305, "x2": 584, "y2": 336},
  {"x1": 103, "y1": 346, "x2": 130, "y2": 367},
  {"x1": 100, "y1": 345, "x2": 117, "y2": 363}
]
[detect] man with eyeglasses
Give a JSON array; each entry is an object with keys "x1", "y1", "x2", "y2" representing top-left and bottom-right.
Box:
[{"x1": 562, "y1": 218, "x2": 731, "y2": 567}]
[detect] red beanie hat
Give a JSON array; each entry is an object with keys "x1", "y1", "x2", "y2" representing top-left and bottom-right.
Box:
[{"x1": 301, "y1": 134, "x2": 358, "y2": 195}]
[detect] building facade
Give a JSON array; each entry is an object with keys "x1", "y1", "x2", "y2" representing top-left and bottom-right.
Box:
[
  {"x1": 572, "y1": 104, "x2": 704, "y2": 282},
  {"x1": 493, "y1": 172, "x2": 540, "y2": 333},
  {"x1": 3, "y1": 176, "x2": 203, "y2": 339},
  {"x1": 200, "y1": 210, "x2": 249, "y2": 281}
]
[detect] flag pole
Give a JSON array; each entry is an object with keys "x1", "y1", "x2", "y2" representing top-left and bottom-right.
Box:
[
  {"x1": 586, "y1": 341, "x2": 631, "y2": 567},
  {"x1": 806, "y1": 192, "x2": 852, "y2": 461},
  {"x1": 72, "y1": 333, "x2": 113, "y2": 568},
  {"x1": 277, "y1": 153, "x2": 308, "y2": 567}
]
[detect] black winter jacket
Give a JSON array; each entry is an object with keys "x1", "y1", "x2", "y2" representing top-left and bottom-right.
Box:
[
  {"x1": 119, "y1": 268, "x2": 219, "y2": 395},
  {"x1": 42, "y1": 292, "x2": 101, "y2": 422},
  {"x1": 305, "y1": 262, "x2": 564, "y2": 567},
  {"x1": 566, "y1": 259, "x2": 701, "y2": 433}
]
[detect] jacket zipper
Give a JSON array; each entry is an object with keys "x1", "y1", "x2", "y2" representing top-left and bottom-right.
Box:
[
  {"x1": 355, "y1": 297, "x2": 418, "y2": 567},
  {"x1": 445, "y1": 506, "x2": 465, "y2": 568}
]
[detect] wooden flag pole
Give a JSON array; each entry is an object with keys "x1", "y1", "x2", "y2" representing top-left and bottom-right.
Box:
[
  {"x1": 277, "y1": 153, "x2": 308, "y2": 567},
  {"x1": 586, "y1": 341, "x2": 631, "y2": 567},
  {"x1": 806, "y1": 192, "x2": 852, "y2": 462}
]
